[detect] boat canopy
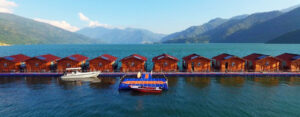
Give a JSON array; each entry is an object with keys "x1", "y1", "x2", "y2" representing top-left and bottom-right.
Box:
[{"x1": 66, "y1": 67, "x2": 82, "y2": 70}]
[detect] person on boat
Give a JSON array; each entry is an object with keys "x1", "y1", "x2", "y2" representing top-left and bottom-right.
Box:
[{"x1": 137, "y1": 72, "x2": 141, "y2": 78}]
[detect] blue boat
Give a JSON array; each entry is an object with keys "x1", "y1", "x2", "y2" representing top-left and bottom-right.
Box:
[{"x1": 119, "y1": 73, "x2": 168, "y2": 90}]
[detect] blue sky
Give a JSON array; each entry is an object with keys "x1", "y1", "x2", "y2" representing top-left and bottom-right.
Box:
[{"x1": 1, "y1": 0, "x2": 300, "y2": 34}]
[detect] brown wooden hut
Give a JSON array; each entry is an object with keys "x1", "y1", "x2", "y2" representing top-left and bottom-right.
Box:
[
  {"x1": 89, "y1": 54, "x2": 118, "y2": 72},
  {"x1": 120, "y1": 54, "x2": 147, "y2": 72},
  {"x1": 0, "y1": 54, "x2": 30, "y2": 72},
  {"x1": 152, "y1": 54, "x2": 179, "y2": 72},
  {"x1": 57, "y1": 54, "x2": 88, "y2": 72},
  {"x1": 26, "y1": 54, "x2": 60, "y2": 72},
  {"x1": 212, "y1": 53, "x2": 245, "y2": 72},
  {"x1": 276, "y1": 53, "x2": 300, "y2": 72},
  {"x1": 183, "y1": 54, "x2": 211, "y2": 72},
  {"x1": 244, "y1": 53, "x2": 280, "y2": 72}
]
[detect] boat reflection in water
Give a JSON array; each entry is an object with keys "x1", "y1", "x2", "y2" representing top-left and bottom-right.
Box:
[{"x1": 89, "y1": 77, "x2": 116, "y2": 89}]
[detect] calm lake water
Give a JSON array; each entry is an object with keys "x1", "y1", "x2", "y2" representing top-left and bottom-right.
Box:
[{"x1": 1, "y1": 44, "x2": 300, "y2": 117}]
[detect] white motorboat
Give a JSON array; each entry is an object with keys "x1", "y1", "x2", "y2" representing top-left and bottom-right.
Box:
[{"x1": 61, "y1": 68, "x2": 101, "y2": 81}]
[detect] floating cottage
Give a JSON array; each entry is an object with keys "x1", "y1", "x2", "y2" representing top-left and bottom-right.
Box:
[
  {"x1": 276, "y1": 53, "x2": 300, "y2": 72},
  {"x1": 212, "y1": 53, "x2": 245, "y2": 72},
  {"x1": 120, "y1": 54, "x2": 147, "y2": 72},
  {"x1": 244, "y1": 53, "x2": 280, "y2": 72},
  {"x1": 152, "y1": 54, "x2": 179, "y2": 72},
  {"x1": 89, "y1": 54, "x2": 118, "y2": 72},
  {"x1": 183, "y1": 54, "x2": 211, "y2": 72},
  {"x1": 57, "y1": 54, "x2": 88, "y2": 72},
  {"x1": 0, "y1": 54, "x2": 30, "y2": 72},
  {"x1": 26, "y1": 54, "x2": 60, "y2": 72}
]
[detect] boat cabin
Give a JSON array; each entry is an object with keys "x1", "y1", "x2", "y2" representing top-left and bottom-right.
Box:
[
  {"x1": 276, "y1": 53, "x2": 300, "y2": 72},
  {"x1": 152, "y1": 54, "x2": 179, "y2": 72},
  {"x1": 183, "y1": 54, "x2": 211, "y2": 72},
  {"x1": 26, "y1": 54, "x2": 60, "y2": 72},
  {"x1": 57, "y1": 54, "x2": 88, "y2": 72},
  {"x1": 0, "y1": 54, "x2": 30, "y2": 72},
  {"x1": 212, "y1": 53, "x2": 245, "y2": 72},
  {"x1": 244, "y1": 53, "x2": 280, "y2": 72},
  {"x1": 120, "y1": 54, "x2": 147, "y2": 72},
  {"x1": 89, "y1": 54, "x2": 118, "y2": 72}
]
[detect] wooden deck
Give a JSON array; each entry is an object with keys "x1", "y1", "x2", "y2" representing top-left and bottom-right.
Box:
[{"x1": 0, "y1": 72, "x2": 300, "y2": 77}]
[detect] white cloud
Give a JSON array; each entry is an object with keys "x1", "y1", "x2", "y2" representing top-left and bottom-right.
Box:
[
  {"x1": 78, "y1": 12, "x2": 115, "y2": 28},
  {"x1": 79, "y1": 12, "x2": 90, "y2": 21},
  {"x1": 0, "y1": 0, "x2": 17, "y2": 13},
  {"x1": 34, "y1": 18, "x2": 80, "y2": 32}
]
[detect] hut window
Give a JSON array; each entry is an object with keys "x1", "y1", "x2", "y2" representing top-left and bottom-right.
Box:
[
  {"x1": 35, "y1": 63, "x2": 39, "y2": 67},
  {"x1": 266, "y1": 62, "x2": 269, "y2": 66},
  {"x1": 131, "y1": 62, "x2": 135, "y2": 66},
  {"x1": 164, "y1": 62, "x2": 168, "y2": 66},
  {"x1": 232, "y1": 62, "x2": 235, "y2": 66},
  {"x1": 197, "y1": 62, "x2": 201, "y2": 66},
  {"x1": 99, "y1": 63, "x2": 103, "y2": 67},
  {"x1": 67, "y1": 63, "x2": 71, "y2": 67},
  {"x1": 3, "y1": 63, "x2": 7, "y2": 67}
]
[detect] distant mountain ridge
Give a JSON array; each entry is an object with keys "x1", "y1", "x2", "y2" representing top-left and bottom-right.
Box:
[
  {"x1": 163, "y1": 10, "x2": 283, "y2": 43},
  {"x1": 0, "y1": 13, "x2": 99, "y2": 44},
  {"x1": 160, "y1": 18, "x2": 228, "y2": 42},
  {"x1": 77, "y1": 27, "x2": 165, "y2": 44}
]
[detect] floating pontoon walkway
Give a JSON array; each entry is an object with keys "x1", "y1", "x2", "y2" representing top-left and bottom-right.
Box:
[
  {"x1": 119, "y1": 74, "x2": 168, "y2": 90},
  {"x1": 0, "y1": 72, "x2": 300, "y2": 77}
]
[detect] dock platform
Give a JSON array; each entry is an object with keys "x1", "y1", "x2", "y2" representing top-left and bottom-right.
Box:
[{"x1": 0, "y1": 72, "x2": 300, "y2": 77}]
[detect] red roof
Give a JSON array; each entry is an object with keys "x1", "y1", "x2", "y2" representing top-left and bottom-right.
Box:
[
  {"x1": 121, "y1": 54, "x2": 147, "y2": 62},
  {"x1": 276, "y1": 53, "x2": 300, "y2": 62},
  {"x1": 183, "y1": 53, "x2": 210, "y2": 61},
  {"x1": 2, "y1": 54, "x2": 30, "y2": 63},
  {"x1": 243, "y1": 53, "x2": 269, "y2": 61},
  {"x1": 212, "y1": 53, "x2": 244, "y2": 61},
  {"x1": 31, "y1": 54, "x2": 60, "y2": 62},
  {"x1": 92, "y1": 54, "x2": 118, "y2": 62},
  {"x1": 212, "y1": 53, "x2": 232, "y2": 60},
  {"x1": 62, "y1": 54, "x2": 88, "y2": 62},
  {"x1": 152, "y1": 54, "x2": 178, "y2": 62}
]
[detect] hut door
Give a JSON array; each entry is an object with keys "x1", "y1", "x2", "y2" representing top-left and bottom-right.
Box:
[
  {"x1": 191, "y1": 62, "x2": 195, "y2": 72},
  {"x1": 225, "y1": 62, "x2": 229, "y2": 71}
]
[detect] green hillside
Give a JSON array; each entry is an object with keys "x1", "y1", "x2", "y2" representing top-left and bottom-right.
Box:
[
  {"x1": 267, "y1": 29, "x2": 300, "y2": 43},
  {"x1": 0, "y1": 13, "x2": 96, "y2": 44}
]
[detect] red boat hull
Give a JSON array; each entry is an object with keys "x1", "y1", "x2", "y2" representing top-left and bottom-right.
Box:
[
  {"x1": 133, "y1": 88, "x2": 162, "y2": 93},
  {"x1": 130, "y1": 85, "x2": 162, "y2": 93}
]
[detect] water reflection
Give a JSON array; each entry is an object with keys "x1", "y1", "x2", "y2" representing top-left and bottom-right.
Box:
[
  {"x1": 25, "y1": 77, "x2": 53, "y2": 84},
  {"x1": 57, "y1": 79, "x2": 85, "y2": 89},
  {"x1": 216, "y1": 77, "x2": 245, "y2": 87},
  {"x1": 89, "y1": 77, "x2": 116, "y2": 89},
  {"x1": 166, "y1": 77, "x2": 178, "y2": 87},
  {"x1": 185, "y1": 77, "x2": 210, "y2": 89},
  {"x1": 285, "y1": 77, "x2": 300, "y2": 86},
  {"x1": 0, "y1": 77, "x2": 22, "y2": 84},
  {"x1": 251, "y1": 77, "x2": 280, "y2": 86}
]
